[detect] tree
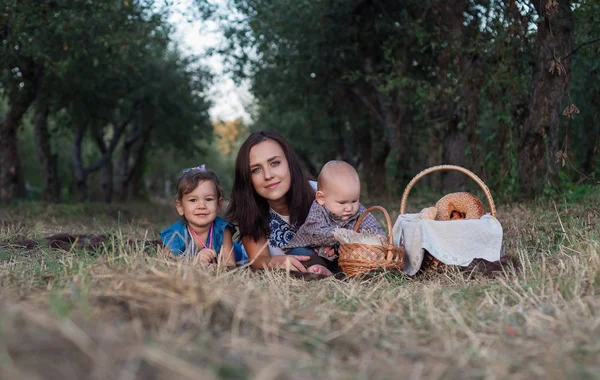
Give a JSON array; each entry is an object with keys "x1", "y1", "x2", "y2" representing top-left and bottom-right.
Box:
[
  {"x1": 0, "y1": 0, "x2": 169, "y2": 202},
  {"x1": 518, "y1": 0, "x2": 574, "y2": 198},
  {"x1": 0, "y1": 0, "x2": 41, "y2": 201},
  {"x1": 222, "y1": 0, "x2": 435, "y2": 197},
  {"x1": 116, "y1": 51, "x2": 213, "y2": 201},
  {"x1": 1, "y1": 0, "x2": 215, "y2": 203}
]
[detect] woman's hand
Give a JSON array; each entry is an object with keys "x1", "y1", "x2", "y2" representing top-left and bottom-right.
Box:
[
  {"x1": 195, "y1": 248, "x2": 217, "y2": 265},
  {"x1": 266, "y1": 255, "x2": 310, "y2": 272},
  {"x1": 242, "y1": 236, "x2": 309, "y2": 271}
]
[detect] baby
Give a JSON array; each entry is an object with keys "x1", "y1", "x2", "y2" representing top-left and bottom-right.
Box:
[{"x1": 284, "y1": 160, "x2": 385, "y2": 262}]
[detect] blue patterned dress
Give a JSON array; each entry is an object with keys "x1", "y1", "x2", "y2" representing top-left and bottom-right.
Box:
[
  {"x1": 266, "y1": 180, "x2": 318, "y2": 256},
  {"x1": 267, "y1": 210, "x2": 298, "y2": 256}
]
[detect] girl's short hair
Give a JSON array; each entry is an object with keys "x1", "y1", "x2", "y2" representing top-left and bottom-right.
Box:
[
  {"x1": 226, "y1": 130, "x2": 315, "y2": 240},
  {"x1": 176, "y1": 169, "x2": 224, "y2": 203}
]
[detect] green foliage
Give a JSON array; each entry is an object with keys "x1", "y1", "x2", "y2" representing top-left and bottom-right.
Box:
[
  {"x1": 218, "y1": 0, "x2": 598, "y2": 200},
  {"x1": 1, "y1": 0, "x2": 216, "y2": 201},
  {"x1": 564, "y1": 0, "x2": 600, "y2": 183},
  {"x1": 2, "y1": 0, "x2": 598, "y2": 202}
]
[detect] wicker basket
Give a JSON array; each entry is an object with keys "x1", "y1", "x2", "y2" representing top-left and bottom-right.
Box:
[
  {"x1": 399, "y1": 165, "x2": 497, "y2": 272},
  {"x1": 338, "y1": 206, "x2": 405, "y2": 278}
]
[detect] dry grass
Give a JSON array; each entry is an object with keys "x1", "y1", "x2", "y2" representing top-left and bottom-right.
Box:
[{"x1": 0, "y1": 194, "x2": 598, "y2": 380}]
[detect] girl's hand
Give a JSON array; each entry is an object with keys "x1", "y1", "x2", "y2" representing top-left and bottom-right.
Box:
[
  {"x1": 196, "y1": 248, "x2": 217, "y2": 265},
  {"x1": 267, "y1": 255, "x2": 310, "y2": 272}
]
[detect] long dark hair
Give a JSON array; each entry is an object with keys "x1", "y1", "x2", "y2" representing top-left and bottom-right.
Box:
[{"x1": 226, "y1": 130, "x2": 315, "y2": 240}]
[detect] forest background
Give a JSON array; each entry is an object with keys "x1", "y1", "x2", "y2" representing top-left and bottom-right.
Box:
[{"x1": 1, "y1": 0, "x2": 599, "y2": 206}]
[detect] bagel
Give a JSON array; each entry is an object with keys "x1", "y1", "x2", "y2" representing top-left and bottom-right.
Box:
[
  {"x1": 434, "y1": 192, "x2": 485, "y2": 221},
  {"x1": 418, "y1": 206, "x2": 438, "y2": 220}
]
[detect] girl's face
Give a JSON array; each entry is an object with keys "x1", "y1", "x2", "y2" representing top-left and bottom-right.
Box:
[
  {"x1": 176, "y1": 180, "x2": 221, "y2": 231},
  {"x1": 248, "y1": 139, "x2": 291, "y2": 205}
]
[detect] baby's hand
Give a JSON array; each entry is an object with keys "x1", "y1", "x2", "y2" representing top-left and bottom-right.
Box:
[
  {"x1": 196, "y1": 248, "x2": 217, "y2": 265},
  {"x1": 323, "y1": 246, "x2": 336, "y2": 258}
]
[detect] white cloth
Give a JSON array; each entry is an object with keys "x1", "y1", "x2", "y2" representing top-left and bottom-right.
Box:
[{"x1": 392, "y1": 213, "x2": 503, "y2": 276}]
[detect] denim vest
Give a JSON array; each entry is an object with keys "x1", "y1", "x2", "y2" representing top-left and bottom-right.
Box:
[{"x1": 160, "y1": 216, "x2": 248, "y2": 265}]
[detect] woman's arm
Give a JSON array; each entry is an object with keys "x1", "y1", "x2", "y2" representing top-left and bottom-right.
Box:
[
  {"x1": 241, "y1": 236, "x2": 273, "y2": 269},
  {"x1": 242, "y1": 236, "x2": 309, "y2": 272},
  {"x1": 219, "y1": 228, "x2": 237, "y2": 267}
]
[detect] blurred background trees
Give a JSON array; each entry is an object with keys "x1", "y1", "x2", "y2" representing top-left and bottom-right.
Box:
[
  {"x1": 221, "y1": 0, "x2": 599, "y2": 200},
  {"x1": 1, "y1": 0, "x2": 598, "y2": 204},
  {"x1": 1, "y1": 0, "x2": 217, "y2": 203}
]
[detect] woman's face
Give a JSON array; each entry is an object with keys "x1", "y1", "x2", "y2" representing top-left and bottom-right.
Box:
[{"x1": 248, "y1": 139, "x2": 291, "y2": 205}]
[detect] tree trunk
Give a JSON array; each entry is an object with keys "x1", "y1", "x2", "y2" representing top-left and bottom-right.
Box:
[
  {"x1": 128, "y1": 130, "x2": 152, "y2": 200},
  {"x1": 382, "y1": 100, "x2": 409, "y2": 194},
  {"x1": 580, "y1": 93, "x2": 599, "y2": 176},
  {"x1": 33, "y1": 78, "x2": 61, "y2": 202},
  {"x1": 118, "y1": 137, "x2": 132, "y2": 202},
  {"x1": 329, "y1": 102, "x2": 355, "y2": 166},
  {"x1": 358, "y1": 125, "x2": 389, "y2": 199},
  {"x1": 518, "y1": 0, "x2": 574, "y2": 198},
  {"x1": 0, "y1": 88, "x2": 37, "y2": 202},
  {"x1": 442, "y1": 115, "x2": 468, "y2": 192},
  {"x1": 127, "y1": 143, "x2": 147, "y2": 200},
  {"x1": 93, "y1": 131, "x2": 114, "y2": 203},
  {"x1": 368, "y1": 141, "x2": 389, "y2": 199},
  {"x1": 100, "y1": 161, "x2": 113, "y2": 203},
  {"x1": 462, "y1": 55, "x2": 484, "y2": 178},
  {"x1": 434, "y1": 0, "x2": 470, "y2": 192},
  {"x1": 118, "y1": 121, "x2": 152, "y2": 201},
  {"x1": 72, "y1": 121, "x2": 88, "y2": 202},
  {"x1": 350, "y1": 56, "x2": 402, "y2": 198},
  {"x1": 426, "y1": 128, "x2": 443, "y2": 191},
  {"x1": 93, "y1": 156, "x2": 112, "y2": 203},
  {"x1": 581, "y1": 120, "x2": 599, "y2": 176},
  {"x1": 72, "y1": 109, "x2": 132, "y2": 202},
  {"x1": 495, "y1": 116, "x2": 511, "y2": 183}
]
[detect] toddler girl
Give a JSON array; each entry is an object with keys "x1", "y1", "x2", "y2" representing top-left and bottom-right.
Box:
[{"x1": 160, "y1": 165, "x2": 247, "y2": 266}]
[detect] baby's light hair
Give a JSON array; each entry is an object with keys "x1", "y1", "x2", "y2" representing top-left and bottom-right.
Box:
[{"x1": 317, "y1": 160, "x2": 360, "y2": 192}]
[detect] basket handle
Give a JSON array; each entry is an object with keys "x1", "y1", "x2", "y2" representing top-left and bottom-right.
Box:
[
  {"x1": 399, "y1": 165, "x2": 496, "y2": 216},
  {"x1": 353, "y1": 205, "x2": 394, "y2": 246}
]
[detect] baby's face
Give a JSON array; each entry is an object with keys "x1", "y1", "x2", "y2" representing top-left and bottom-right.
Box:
[{"x1": 318, "y1": 180, "x2": 361, "y2": 220}]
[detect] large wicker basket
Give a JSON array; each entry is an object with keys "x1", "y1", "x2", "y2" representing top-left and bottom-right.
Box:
[
  {"x1": 399, "y1": 165, "x2": 497, "y2": 272},
  {"x1": 338, "y1": 206, "x2": 405, "y2": 278}
]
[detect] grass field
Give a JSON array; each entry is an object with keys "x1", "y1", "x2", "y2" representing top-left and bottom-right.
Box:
[{"x1": 0, "y1": 194, "x2": 598, "y2": 380}]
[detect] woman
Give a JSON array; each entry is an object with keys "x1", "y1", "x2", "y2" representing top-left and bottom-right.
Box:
[{"x1": 226, "y1": 130, "x2": 332, "y2": 274}]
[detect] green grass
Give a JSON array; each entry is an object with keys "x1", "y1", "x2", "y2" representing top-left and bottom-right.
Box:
[{"x1": 0, "y1": 194, "x2": 598, "y2": 379}]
